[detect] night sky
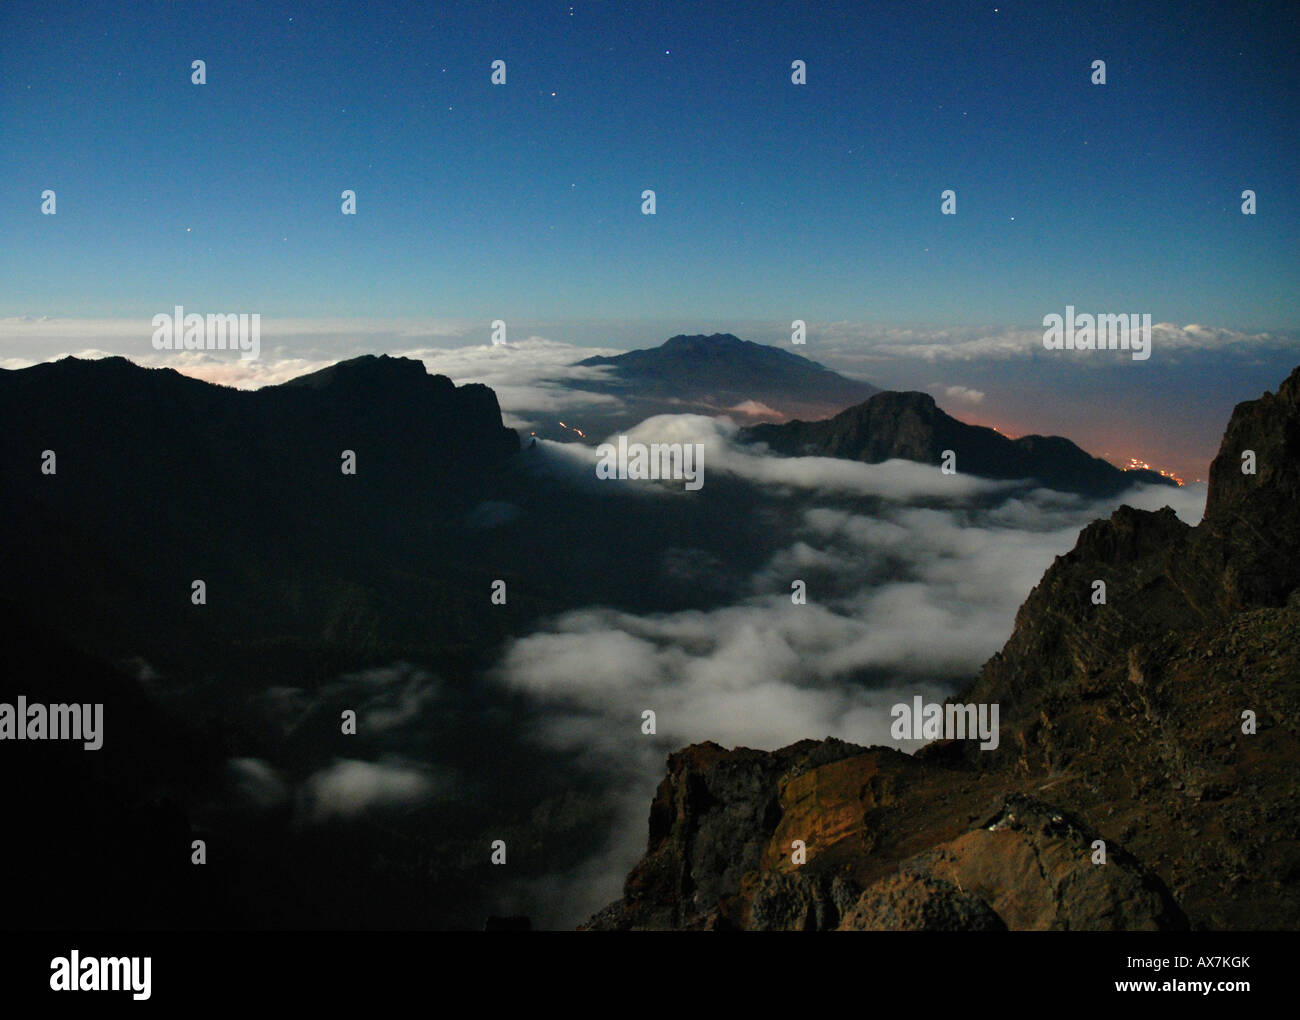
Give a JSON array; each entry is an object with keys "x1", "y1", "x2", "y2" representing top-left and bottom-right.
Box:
[
  {"x1": 1, "y1": 1, "x2": 1297, "y2": 478},
  {"x1": 3, "y1": 0, "x2": 1296, "y2": 323}
]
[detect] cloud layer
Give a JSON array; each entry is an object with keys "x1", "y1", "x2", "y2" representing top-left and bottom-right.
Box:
[{"x1": 486, "y1": 428, "x2": 1208, "y2": 924}]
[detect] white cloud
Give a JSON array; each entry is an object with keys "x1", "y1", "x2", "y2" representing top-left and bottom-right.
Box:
[
  {"x1": 617, "y1": 414, "x2": 1015, "y2": 501},
  {"x1": 808, "y1": 321, "x2": 1297, "y2": 365},
  {"x1": 490, "y1": 464, "x2": 1201, "y2": 924},
  {"x1": 728, "y1": 399, "x2": 785, "y2": 418},
  {"x1": 227, "y1": 757, "x2": 290, "y2": 810},
  {"x1": 302, "y1": 758, "x2": 440, "y2": 822},
  {"x1": 393, "y1": 339, "x2": 625, "y2": 414},
  {"x1": 1113, "y1": 481, "x2": 1206, "y2": 526},
  {"x1": 934, "y1": 384, "x2": 985, "y2": 404}
]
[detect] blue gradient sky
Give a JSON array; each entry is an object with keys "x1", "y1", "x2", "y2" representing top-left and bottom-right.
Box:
[{"x1": 3, "y1": 0, "x2": 1297, "y2": 327}]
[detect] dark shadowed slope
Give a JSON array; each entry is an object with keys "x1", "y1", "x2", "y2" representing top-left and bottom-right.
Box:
[{"x1": 0, "y1": 354, "x2": 519, "y2": 672}]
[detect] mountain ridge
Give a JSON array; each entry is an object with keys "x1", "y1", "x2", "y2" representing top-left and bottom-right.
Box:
[
  {"x1": 586, "y1": 365, "x2": 1300, "y2": 931},
  {"x1": 741, "y1": 388, "x2": 1178, "y2": 497},
  {"x1": 0, "y1": 352, "x2": 521, "y2": 669},
  {"x1": 565, "y1": 332, "x2": 879, "y2": 427}
]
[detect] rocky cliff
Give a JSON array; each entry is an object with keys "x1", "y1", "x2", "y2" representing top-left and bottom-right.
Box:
[{"x1": 587, "y1": 366, "x2": 1300, "y2": 930}]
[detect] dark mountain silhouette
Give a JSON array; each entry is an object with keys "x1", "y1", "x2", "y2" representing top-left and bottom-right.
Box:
[
  {"x1": 0, "y1": 353, "x2": 614, "y2": 931},
  {"x1": 0, "y1": 348, "x2": 831, "y2": 682},
  {"x1": 741, "y1": 389, "x2": 1178, "y2": 497},
  {"x1": 587, "y1": 365, "x2": 1300, "y2": 930},
  {"x1": 0, "y1": 352, "x2": 829, "y2": 929},
  {"x1": 559, "y1": 333, "x2": 877, "y2": 435},
  {"x1": 0, "y1": 353, "x2": 518, "y2": 673}
]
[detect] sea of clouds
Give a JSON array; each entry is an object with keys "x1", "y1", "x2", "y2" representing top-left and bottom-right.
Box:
[
  {"x1": 479, "y1": 420, "x2": 1208, "y2": 925},
  {"x1": 7, "y1": 317, "x2": 1229, "y2": 925}
]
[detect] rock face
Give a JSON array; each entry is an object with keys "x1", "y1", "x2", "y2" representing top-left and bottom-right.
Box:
[
  {"x1": 855, "y1": 796, "x2": 1188, "y2": 931},
  {"x1": 587, "y1": 366, "x2": 1300, "y2": 931},
  {"x1": 594, "y1": 739, "x2": 870, "y2": 930},
  {"x1": 841, "y1": 873, "x2": 1007, "y2": 931},
  {"x1": 741, "y1": 389, "x2": 1177, "y2": 497}
]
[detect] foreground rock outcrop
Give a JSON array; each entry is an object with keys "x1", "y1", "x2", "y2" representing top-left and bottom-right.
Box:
[{"x1": 588, "y1": 366, "x2": 1300, "y2": 931}]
